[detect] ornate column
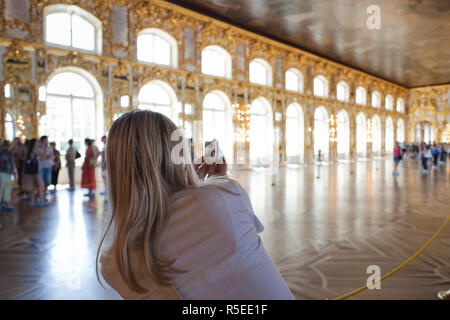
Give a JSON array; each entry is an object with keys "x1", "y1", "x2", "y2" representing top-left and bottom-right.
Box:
[
  {"x1": 328, "y1": 110, "x2": 338, "y2": 161},
  {"x1": 304, "y1": 101, "x2": 314, "y2": 162},
  {"x1": 350, "y1": 113, "x2": 357, "y2": 159}
]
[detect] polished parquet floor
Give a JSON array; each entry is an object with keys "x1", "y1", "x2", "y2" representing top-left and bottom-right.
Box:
[{"x1": 0, "y1": 158, "x2": 449, "y2": 300}]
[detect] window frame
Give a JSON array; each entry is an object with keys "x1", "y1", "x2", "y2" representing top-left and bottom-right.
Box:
[
  {"x1": 249, "y1": 58, "x2": 272, "y2": 87},
  {"x1": 285, "y1": 68, "x2": 304, "y2": 93},
  {"x1": 201, "y1": 45, "x2": 232, "y2": 79},
  {"x1": 44, "y1": 4, "x2": 103, "y2": 55},
  {"x1": 371, "y1": 91, "x2": 381, "y2": 108},
  {"x1": 355, "y1": 86, "x2": 366, "y2": 105},
  {"x1": 313, "y1": 75, "x2": 329, "y2": 98},
  {"x1": 385, "y1": 94, "x2": 394, "y2": 110},
  {"x1": 336, "y1": 81, "x2": 349, "y2": 102},
  {"x1": 137, "y1": 28, "x2": 178, "y2": 68}
]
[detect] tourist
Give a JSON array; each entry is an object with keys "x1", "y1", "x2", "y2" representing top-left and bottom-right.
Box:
[
  {"x1": 23, "y1": 139, "x2": 47, "y2": 207},
  {"x1": 448, "y1": 143, "x2": 450, "y2": 166},
  {"x1": 439, "y1": 143, "x2": 447, "y2": 165},
  {"x1": 0, "y1": 139, "x2": 19, "y2": 211},
  {"x1": 13, "y1": 137, "x2": 26, "y2": 196},
  {"x1": 393, "y1": 141, "x2": 402, "y2": 176},
  {"x1": 420, "y1": 144, "x2": 428, "y2": 173},
  {"x1": 100, "y1": 135, "x2": 107, "y2": 196},
  {"x1": 50, "y1": 142, "x2": 61, "y2": 193},
  {"x1": 65, "y1": 139, "x2": 78, "y2": 191},
  {"x1": 431, "y1": 143, "x2": 440, "y2": 169},
  {"x1": 81, "y1": 138, "x2": 96, "y2": 197},
  {"x1": 35, "y1": 136, "x2": 54, "y2": 193},
  {"x1": 98, "y1": 110, "x2": 294, "y2": 300}
]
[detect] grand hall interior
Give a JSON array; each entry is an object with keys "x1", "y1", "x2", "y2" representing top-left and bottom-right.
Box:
[{"x1": 0, "y1": 0, "x2": 449, "y2": 301}]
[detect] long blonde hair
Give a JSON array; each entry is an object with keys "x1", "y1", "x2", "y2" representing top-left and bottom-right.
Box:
[{"x1": 96, "y1": 110, "x2": 199, "y2": 293}]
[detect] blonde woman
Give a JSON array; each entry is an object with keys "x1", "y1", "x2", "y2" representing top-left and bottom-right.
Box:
[{"x1": 98, "y1": 110, "x2": 294, "y2": 300}]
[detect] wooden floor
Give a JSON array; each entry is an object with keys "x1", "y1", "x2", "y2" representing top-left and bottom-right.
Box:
[{"x1": 0, "y1": 158, "x2": 449, "y2": 300}]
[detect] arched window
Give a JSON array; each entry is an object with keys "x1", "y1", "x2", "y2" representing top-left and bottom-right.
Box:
[
  {"x1": 336, "y1": 81, "x2": 349, "y2": 102},
  {"x1": 424, "y1": 124, "x2": 433, "y2": 144},
  {"x1": 137, "y1": 28, "x2": 178, "y2": 68},
  {"x1": 201, "y1": 45, "x2": 232, "y2": 79},
  {"x1": 397, "y1": 119, "x2": 405, "y2": 143},
  {"x1": 249, "y1": 98, "x2": 273, "y2": 166},
  {"x1": 356, "y1": 87, "x2": 366, "y2": 105},
  {"x1": 314, "y1": 75, "x2": 328, "y2": 97},
  {"x1": 249, "y1": 59, "x2": 272, "y2": 86},
  {"x1": 138, "y1": 81, "x2": 179, "y2": 124},
  {"x1": 285, "y1": 68, "x2": 303, "y2": 93},
  {"x1": 44, "y1": 5, "x2": 102, "y2": 54},
  {"x1": 396, "y1": 98, "x2": 405, "y2": 113},
  {"x1": 314, "y1": 107, "x2": 329, "y2": 160},
  {"x1": 4, "y1": 84, "x2": 12, "y2": 98},
  {"x1": 356, "y1": 113, "x2": 367, "y2": 156},
  {"x1": 285, "y1": 103, "x2": 304, "y2": 163},
  {"x1": 372, "y1": 115, "x2": 381, "y2": 153},
  {"x1": 337, "y1": 110, "x2": 350, "y2": 158},
  {"x1": 202, "y1": 91, "x2": 233, "y2": 161},
  {"x1": 385, "y1": 95, "x2": 394, "y2": 110},
  {"x1": 385, "y1": 117, "x2": 394, "y2": 153},
  {"x1": 372, "y1": 91, "x2": 381, "y2": 108},
  {"x1": 415, "y1": 123, "x2": 421, "y2": 143},
  {"x1": 43, "y1": 69, "x2": 103, "y2": 159},
  {"x1": 5, "y1": 113, "x2": 15, "y2": 141}
]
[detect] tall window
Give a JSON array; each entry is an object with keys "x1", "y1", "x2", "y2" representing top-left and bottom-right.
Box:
[
  {"x1": 385, "y1": 117, "x2": 394, "y2": 153},
  {"x1": 336, "y1": 81, "x2": 349, "y2": 102},
  {"x1": 249, "y1": 98, "x2": 273, "y2": 165},
  {"x1": 385, "y1": 95, "x2": 394, "y2": 110},
  {"x1": 356, "y1": 113, "x2": 366, "y2": 156},
  {"x1": 372, "y1": 91, "x2": 381, "y2": 108},
  {"x1": 5, "y1": 113, "x2": 15, "y2": 141},
  {"x1": 396, "y1": 98, "x2": 405, "y2": 113},
  {"x1": 415, "y1": 123, "x2": 421, "y2": 143},
  {"x1": 372, "y1": 116, "x2": 381, "y2": 153},
  {"x1": 137, "y1": 29, "x2": 178, "y2": 68},
  {"x1": 249, "y1": 59, "x2": 272, "y2": 86},
  {"x1": 356, "y1": 87, "x2": 366, "y2": 105},
  {"x1": 44, "y1": 5, "x2": 102, "y2": 54},
  {"x1": 337, "y1": 110, "x2": 350, "y2": 157},
  {"x1": 314, "y1": 107, "x2": 329, "y2": 159},
  {"x1": 314, "y1": 75, "x2": 328, "y2": 97},
  {"x1": 138, "y1": 81, "x2": 179, "y2": 124},
  {"x1": 397, "y1": 119, "x2": 405, "y2": 143},
  {"x1": 201, "y1": 45, "x2": 232, "y2": 79},
  {"x1": 285, "y1": 68, "x2": 303, "y2": 93},
  {"x1": 42, "y1": 70, "x2": 102, "y2": 159},
  {"x1": 202, "y1": 91, "x2": 233, "y2": 161},
  {"x1": 285, "y1": 103, "x2": 304, "y2": 163}
]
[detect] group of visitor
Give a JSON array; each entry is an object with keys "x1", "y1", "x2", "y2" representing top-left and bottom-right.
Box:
[
  {"x1": 0, "y1": 135, "x2": 107, "y2": 213},
  {"x1": 393, "y1": 141, "x2": 449, "y2": 175}
]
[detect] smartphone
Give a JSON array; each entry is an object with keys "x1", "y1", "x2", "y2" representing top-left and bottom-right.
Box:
[{"x1": 204, "y1": 139, "x2": 224, "y2": 164}]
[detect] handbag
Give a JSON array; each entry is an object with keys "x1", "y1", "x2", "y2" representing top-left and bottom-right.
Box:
[
  {"x1": 89, "y1": 157, "x2": 97, "y2": 168},
  {"x1": 75, "y1": 151, "x2": 81, "y2": 159},
  {"x1": 24, "y1": 154, "x2": 39, "y2": 175}
]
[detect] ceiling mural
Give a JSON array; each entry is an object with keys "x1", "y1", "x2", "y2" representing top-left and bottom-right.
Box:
[{"x1": 168, "y1": 0, "x2": 450, "y2": 88}]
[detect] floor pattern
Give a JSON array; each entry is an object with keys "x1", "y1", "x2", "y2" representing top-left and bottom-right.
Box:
[{"x1": 0, "y1": 158, "x2": 449, "y2": 299}]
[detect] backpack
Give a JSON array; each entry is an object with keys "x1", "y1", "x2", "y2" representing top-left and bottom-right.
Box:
[{"x1": 24, "y1": 152, "x2": 39, "y2": 175}]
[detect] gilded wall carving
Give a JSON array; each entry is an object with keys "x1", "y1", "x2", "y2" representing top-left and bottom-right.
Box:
[{"x1": 1, "y1": 0, "x2": 446, "y2": 165}]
